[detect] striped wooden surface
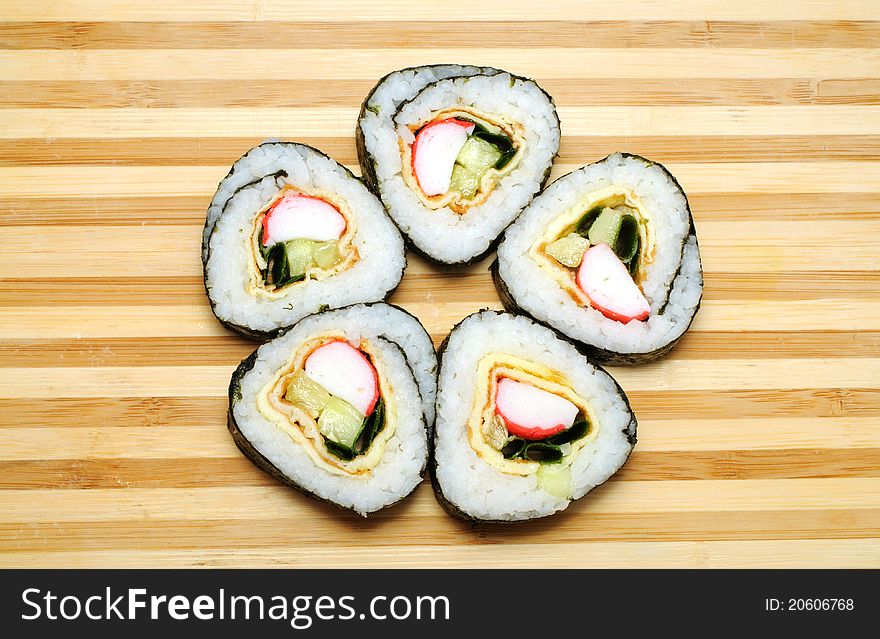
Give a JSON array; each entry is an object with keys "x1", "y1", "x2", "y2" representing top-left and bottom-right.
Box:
[{"x1": 1, "y1": 2, "x2": 879, "y2": 568}]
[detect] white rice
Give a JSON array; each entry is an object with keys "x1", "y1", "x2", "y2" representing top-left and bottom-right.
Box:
[
  {"x1": 434, "y1": 311, "x2": 636, "y2": 521},
  {"x1": 204, "y1": 143, "x2": 405, "y2": 335},
  {"x1": 497, "y1": 153, "x2": 703, "y2": 357},
  {"x1": 231, "y1": 304, "x2": 431, "y2": 515},
  {"x1": 358, "y1": 66, "x2": 559, "y2": 263}
]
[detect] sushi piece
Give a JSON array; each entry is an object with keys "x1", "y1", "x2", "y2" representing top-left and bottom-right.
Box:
[
  {"x1": 356, "y1": 64, "x2": 560, "y2": 265},
  {"x1": 228, "y1": 303, "x2": 437, "y2": 516},
  {"x1": 203, "y1": 142, "x2": 405, "y2": 340},
  {"x1": 494, "y1": 153, "x2": 703, "y2": 365},
  {"x1": 431, "y1": 310, "x2": 636, "y2": 522}
]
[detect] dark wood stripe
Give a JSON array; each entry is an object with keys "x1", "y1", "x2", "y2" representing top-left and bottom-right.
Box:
[
  {"x1": 3, "y1": 134, "x2": 879, "y2": 168},
  {"x1": 3, "y1": 78, "x2": 877, "y2": 108},
  {"x1": 0, "y1": 397, "x2": 227, "y2": 429},
  {"x1": 1, "y1": 331, "x2": 878, "y2": 367},
  {"x1": 1, "y1": 272, "x2": 877, "y2": 308},
  {"x1": 1, "y1": 509, "x2": 878, "y2": 549},
  {"x1": 668, "y1": 332, "x2": 880, "y2": 359},
  {"x1": 620, "y1": 449, "x2": 880, "y2": 481},
  {"x1": 0, "y1": 337, "x2": 255, "y2": 367},
  {"x1": 0, "y1": 388, "x2": 877, "y2": 433},
  {"x1": 0, "y1": 277, "x2": 207, "y2": 306},
  {"x1": 476, "y1": 507, "x2": 880, "y2": 541},
  {"x1": 2, "y1": 21, "x2": 879, "y2": 50},
  {"x1": 701, "y1": 272, "x2": 880, "y2": 301},
  {"x1": 627, "y1": 388, "x2": 880, "y2": 419},
  {"x1": 0, "y1": 449, "x2": 877, "y2": 492},
  {"x1": 1, "y1": 193, "x2": 877, "y2": 226},
  {"x1": 0, "y1": 458, "x2": 269, "y2": 489}
]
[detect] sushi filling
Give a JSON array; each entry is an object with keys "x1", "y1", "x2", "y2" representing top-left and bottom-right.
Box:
[
  {"x1": 529, "y1": 187, "x2": 657, "y2": 323},
  {"x1": 247, "y1": 187, "x2": 359, "y2": 298},
  {"x1": 256, "y1": 336, "x2": 397, "y2": 476},
  {"x1": 400, "y1": 108, "x2": 524, "y2": 214},
  {"x1": 468, "y1": 352, "x2": 597, "y2": 489}
]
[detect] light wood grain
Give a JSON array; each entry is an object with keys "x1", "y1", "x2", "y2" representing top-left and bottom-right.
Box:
[
  {"x1": 4, "y1": 107, "x2": 880, "y2": 138},
  {"x1": 0, "y1": 2, "x2": 877, "y2": 568},
  {"x1": 3, "y1": 0, "x2": 879, "y2": 22},
  {"x1": 5, "y1": 48, "x2": 880, "y2": 80}
]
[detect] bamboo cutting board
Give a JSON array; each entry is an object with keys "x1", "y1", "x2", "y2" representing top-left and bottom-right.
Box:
[{"x1": 1, "y1": 1, "x2": 879, "y2": 568}]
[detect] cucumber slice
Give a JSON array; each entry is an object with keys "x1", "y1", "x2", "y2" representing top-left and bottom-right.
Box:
[
  {"x1": 448, "y1": 165, "x2": 480, "y2": 198},
  {"x1": 587, "y1": 207, "x2": 623, "y2": 247},
  {"x1": 456, "y1": 136, "x2": 502, "y2": 172},
  {"x1": 574, "y1": 207, "x2": 602, "y2": 237},
  {"x1": 449, "y1": 137, "x2": 502, "y2": 198},
  {"x1": 545, "y1": 233, "x2": 590, "y2": 268},
  {"x1": 285, "y1": 370, "x2": 331, "y2": 417},
  {"x1": 284, "y1": 239, "x2": 316, "y2": 278},
  {"x1": 313, "y1": 240, "x2": 341, "y2": 269},
  {"x1": 317, "y1": 396, "x2": 365, "y2": 450},
  {"x1": 628, "y1": 235, "x2": 641, "y2": 276},
  {"x1": 616, "y1": 214, "x2": 640, "y2": 264},
  {"x1": 266, "y1": 240, "x2": 314, "y2": 286},
  {"x1": 266, "y1": 243, "x2": 294, "y2": 286},
  {"x1": 538, "y1": 463, "x2": 572, "y2": 499}
]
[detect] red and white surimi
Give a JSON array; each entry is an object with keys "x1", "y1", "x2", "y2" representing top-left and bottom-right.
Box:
[
  {"x1": 411, "y1": 118, "x2": 475, "y2": 196},
  {"x1": 305, "y1": 340, "x2": 379, "y2": 417},
  {"x1": 577, "y1": 243, "x2": 651, "y2": 323},
  {"x1": 261, "y1": 193, "x2": 346, "y2": 246},
  {"x1": 495, "y1": 378, "x2": 579, "y2": 440}
]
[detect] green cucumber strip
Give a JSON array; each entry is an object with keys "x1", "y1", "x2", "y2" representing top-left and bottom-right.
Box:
[
  {"x1": 450, "y1": 137, "x2": 502, "y2": 198},
  {"x1": 628, "y1": 236, "x2": 642, "y2": 276},
  {"x1": 284, "y1": 239, "x2": 316, "y2": 279},
  {"x1": 285, "y1": 370, "x2": 332, "y2": 416},
  {"x1": 616, "y1": 214, "x2": 640, "y2": 263},
  {"x1": 538, "y1": 463, "x2": 572, "y2": 499},
  {"x1": 456, "y1": 136, "x2": 502, "y2": 171},
  {"x1": 325, "y1": 441, "x2": 356, "y2": 461},
  {"x1": 500, "y1": 419, "x2": 590, "y2": 462},
  {"x1": 355, "y1": 398, "x2": 385, "y2": 454},
  {"x1": 472, "y1": 130, "x2": 512, "y2": 153},
  {"x1": 494, "y1": 147, "x2": 517, "y2": 170},
  {"x1": 574, "y1": 207, "x2": 602, "y2": 237},
  {"x1": 545, "y1": 233, "x2": 590, "y2": 268},
  {"x1": 448, "y1": 165, "x2": 480, "y2": 199},
  {"x1": 588, "y1": 207, "x2": 624, "y2": 246},
  {"x1": 267, "y1": 243, "x2": 289, "y2": 285},
  {"x1": 546, "y1": 420, "x2": 590, "y2": 446},
  {"x1": 317, "y1": 396, "x2": 365, "y2": 450},
  {"x1": 313, "y1": 240, "x2": 341, "y2": 270},
  {"x1": 266, "y1": 241, "x2": 313, "y2": 287},
  {"x1": 454, "y1": 118, "x2": 515, "y2": 168},
  {"x1": 521, "y1": 443, "x2": 563, "y2": 463}
]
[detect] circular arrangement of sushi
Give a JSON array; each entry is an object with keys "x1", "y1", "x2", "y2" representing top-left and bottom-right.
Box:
[{"x1": 204, "y1": 64, "x2": 703, "y2": 521}]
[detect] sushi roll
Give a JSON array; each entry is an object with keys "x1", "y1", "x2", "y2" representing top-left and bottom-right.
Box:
[
  {"x1": 432, "y1": 310, "x2": 636, "y2": 522},
  {"x1": 203, "y1": 142, "x2": 405, "y2": 339},
  {"x1": 228, "y1": 303, "x2": 437, "y2": 516},
  {"x1": 494, "y1": 153, "x2": 703, "y2": 364},
  {"x1": 356, "y1": 64, "x2": 560, "y2": 265}
]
